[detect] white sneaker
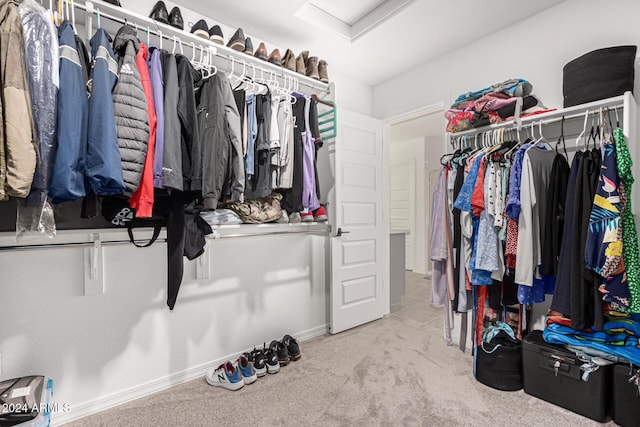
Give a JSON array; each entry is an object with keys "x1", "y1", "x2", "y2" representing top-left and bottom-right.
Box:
[
  {"x1": 206, "y1": 361, "x2": 245, "y2": 391},
  {"x1": 277, "y1": 210, "x2": 289, "y2": 224}
]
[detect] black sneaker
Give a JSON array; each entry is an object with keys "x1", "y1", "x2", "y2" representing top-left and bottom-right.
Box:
[
  {"x1": 227, "y1": 28, "x2": 246, "y2": 51},
  {"x1": 208, "y1": 25, "x2": 224, "y2": 45},
  {"x1": 168, "y1": 7, "x2": 183, "y2": 30},
  {"x1": 190, "y1": 19, "x2": 209, "y2": 40},
  {"x1": 270, "y1": 339, "x2": 290, "y2": 366},
  {"x1": 263, "y1": 343, "x2": 280, "y2": 374},
  {"x1": 282, "y1": 334, "x2": 301, "y2": 361},
  {"x1": 246, "y1": 348, "x2": 267, "y2": 377},
  {"x1": 149, "y1": 1, "x2": 169, "y2": 24},
  {"x1": 243, "y1": 37, "x2": 254, "y2": 56}
]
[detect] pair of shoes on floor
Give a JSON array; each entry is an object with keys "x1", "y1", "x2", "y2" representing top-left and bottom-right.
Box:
[
  {"x1": 190, "y1": 20, "x2": 224, "y2": 44},
  {"x1": 205, "y1": 354, "x2": 258, "y2": 391},
  {"x1": 149, "y1": 1, "x2": 183, "y2": 30},
  {"x1": 268, "y1": 334, "x2": 302, "y2": 367},
  {"x1": 300, "y1": 206, "x2": 328, "y2": 223}
]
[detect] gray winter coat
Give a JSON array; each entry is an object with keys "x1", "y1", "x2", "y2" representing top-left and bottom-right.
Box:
[{"x1": 112, "y1": 25, "x2": 149, "y2": 196}]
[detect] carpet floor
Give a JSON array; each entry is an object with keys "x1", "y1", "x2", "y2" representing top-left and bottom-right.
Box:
[{"x1": 66, "y1": 272, "x2": 611, "y2": 426}]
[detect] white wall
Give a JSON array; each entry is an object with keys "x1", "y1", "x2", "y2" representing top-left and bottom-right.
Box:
[
  {"x1": 0, "y1": 231, "x2": 327, "y2": 424},
  {"x1": 374, "y1": 0, "x2": 640, "y2": 120}
]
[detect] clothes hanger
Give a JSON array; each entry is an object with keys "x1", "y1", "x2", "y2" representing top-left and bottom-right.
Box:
[
  {"x1": 208, "y1": 47, "x2": 218, "y2": 75},
  {"x1": 575, "y1": 109, "x2": 589, "y2": 150},
  {"x1": 556, "y1": 116, "x2": 568, "y2": 160}
]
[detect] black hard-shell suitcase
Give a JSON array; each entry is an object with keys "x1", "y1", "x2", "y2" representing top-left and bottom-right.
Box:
[
  {"x1": 522, "y1": 330, "x2": 612, "y2": 422},
  {"x1": 612, "y1": 364, "x2": 640, "y2": 427}
]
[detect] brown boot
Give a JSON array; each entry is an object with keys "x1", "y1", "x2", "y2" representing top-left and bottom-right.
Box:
[
  {"x1": 254, "y1": 42, "x2": 268, "y2": 61},
  {"x1": 282, "y1": 49, "x2": 296, "y2": 71},
  {"x1": 268, "y1": 49, "x2": 281, "y2": 65},
  {"x1": 300, "y1": 50, "x2": 309, "y2": 64},
  {"x1": 295, "y1": 54, "x2": 305, "y2": 74},
  {"x1": 306, "y1": 56, "x2": 319, "y2": 80},
  {"x1": 318, "y1": 59, "x2": 329, "y2": 83}
]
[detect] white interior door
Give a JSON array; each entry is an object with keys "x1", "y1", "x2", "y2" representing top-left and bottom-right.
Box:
[
  {"x1": 329, "y1": 109, "x2": 388, "y2": 334},
  {"x1": 390, "y1": 161, "x2": 415, "y2": 270}
]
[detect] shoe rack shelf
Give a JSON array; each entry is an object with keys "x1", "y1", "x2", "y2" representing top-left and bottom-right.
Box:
[{"x1": 77, "y1": 0, "x2": 331, "y2": 95}]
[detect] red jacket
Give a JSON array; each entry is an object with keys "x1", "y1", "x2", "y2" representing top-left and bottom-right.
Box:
[{"x1": 130, "y1": 43, "x2": 157, "y2": 217}]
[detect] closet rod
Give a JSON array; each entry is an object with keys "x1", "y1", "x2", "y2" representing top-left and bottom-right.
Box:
[
  {"x1": 0, "y1": 238, "x2": 167, "y2": 252},
  {"x1": 72, "y1": 0, "x2": 329, "y2": 93},
  {"x1": 210, "y1": 228, "x2": 330, "y2": 239},
  {"x1": 0, "y1": 227, "x2": 330, "y2": 251}
]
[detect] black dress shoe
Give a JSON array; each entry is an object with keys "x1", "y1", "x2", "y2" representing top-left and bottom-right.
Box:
[
  {"x1": 168, "y1": 7, "x2": 183, "y2": 30},
  {"x1": 103, "y1": 0, "x2": 121, "y2": 6},
  {"x1": 149, "y1": 1, "x2": 169, "y2": 24}
]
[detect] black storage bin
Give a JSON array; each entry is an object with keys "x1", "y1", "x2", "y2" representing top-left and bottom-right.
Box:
[
  {"x1": 475, "y1": 339, "x2": 523, "y2": 391},
  {"x1": 612, "y1": 364, "x2": 640, "y2": 427},
  {"x1": 563, "y1": 45, "x2": 636, "y2": 108},
  {"x1": 522, "y1": 330, "x2": 612, "y2": 422}
]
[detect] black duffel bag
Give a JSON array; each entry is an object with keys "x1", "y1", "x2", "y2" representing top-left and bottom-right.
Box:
[{"x1": 563, "y1": 45, "x2": 637, "y2": 107}]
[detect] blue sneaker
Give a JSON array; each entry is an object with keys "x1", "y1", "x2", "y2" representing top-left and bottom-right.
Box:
[
  {"x1": 237, "y1": 354, "x2": 257, "y2": 384},
  {"x1": 206, "y1": 361, "x2": 244, "y2": 391}
]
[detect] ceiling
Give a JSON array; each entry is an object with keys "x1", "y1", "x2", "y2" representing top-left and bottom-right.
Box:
[{"x1": 179, "y1": 0, "x2": 566, "y2": 86}]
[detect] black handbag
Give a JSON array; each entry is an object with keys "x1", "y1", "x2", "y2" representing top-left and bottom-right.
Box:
[
  {"x1": 101, "y1": 192, "x2": 169, "y2": 248},
  {"x1": 563, "y1": 45, "x2": 637, "y2": 107}
]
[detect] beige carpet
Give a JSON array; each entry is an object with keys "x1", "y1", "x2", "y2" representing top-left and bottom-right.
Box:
[{"x1": 66, "y1": 272, "x2": 610, "y2": 426}]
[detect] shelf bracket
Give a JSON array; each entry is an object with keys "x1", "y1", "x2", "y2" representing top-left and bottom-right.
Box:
[
  {"x1": 85, "y1": 1, "x2": 94, "y2": 41},
  {"x1": 195, "y1": 242, "x2": 210, "y2": 280},
  {"x1": 83, "y1": 233, "x2": 104, "y2": 295}
]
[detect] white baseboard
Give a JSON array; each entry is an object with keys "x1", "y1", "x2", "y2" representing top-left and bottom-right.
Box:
[{"x1": 54, "y1": 324, "x2": 328, "y2": 426}]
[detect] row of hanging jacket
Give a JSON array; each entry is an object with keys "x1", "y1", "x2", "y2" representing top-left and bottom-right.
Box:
[
  {"x1": 431, "y1": 112, "x2": 640, "y2": 350},
  {"x1": 0, "y1": 0, "x2": 327, "y2": 309}
]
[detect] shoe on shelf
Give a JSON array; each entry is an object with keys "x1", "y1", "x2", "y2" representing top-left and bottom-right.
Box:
[
  {"x1": 236, "y1": 354, "x2": 257, "y2": 385},
  {"x1": 289, "y1": 212, "x2": 301, "y2": 223},
  {"x1": 103, "y1": 0, "x2": 121, "y2": 6},
  {"x1": 282, "y1": 334, "x2": 301, "y2": 361},
  {"x1": 277, "y1": 210, "x2": 289, "y2": 223},
  {"x1": 269, "y1": 339, "x2": 290, "y2": 366},
  {"x1": 318, "y1": 60, "x2": 329, "y2": 83},
  {"x1": 300, "y1": 50, "x2": 309, "y2": 64},
  {"x1": 208, "y1": 25, "x2": 224, "y2": 44},
  {"x1": 243, "y1": 37, "x2": 254, "y2": 55},
  {"x1": 268, "y1": 48, "x2": 281, "y2": 65},
  {"x1": 295, "y1": 54, "x2": 306, "y2": 75},
  {"x1": 228, "y1": 28, "x2": 246, "y2": 51},
  {"x1": 149, "y1": 1, "x2": 169, "y2": 24},
  {"x1": 254, "y1": 42, "x2": 268, "y2": 61},
  {"x1": 282, "y1": 49, "x2": 296, "y2": 71},
  {"x1": 205, "y1": 361, "x2": 245, "y2": 391},
  {"x1": 263, "y1": 343, "x2": 280, "y2": 374},
  {"x1": 190, "y1": 20, "x2": 209, "y2": 40},
  {"x1": 306, "y1": 56, "x2": 320, "y2": 80},
  {"x1": 313, "y1": 206, "x2": 328, "y2": 222},
  {"x1": 300, "y1": 211, "x2": 314, "y2": 222},
  {"x1": 247, "y1": 348, "x2": 267, "y2": 377},
  {"x1": 168, "y1": 7, "x2": 183, "y2": 30}
]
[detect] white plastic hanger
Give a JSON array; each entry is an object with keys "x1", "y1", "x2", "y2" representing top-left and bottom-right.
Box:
[{"x1": 575, "y1": 110, "x2": 590, "y2": 150}]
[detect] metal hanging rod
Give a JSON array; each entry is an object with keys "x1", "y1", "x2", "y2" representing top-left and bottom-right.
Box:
[
  {"x1": 210, "y1": 227, "x2": 330, "y2": 240},
  {"x1": 69, "y1": 0, "x2": 330, "y2": 94},
  {"x1": 0, "y1": 238, "x2": 167, "y2": 252}
]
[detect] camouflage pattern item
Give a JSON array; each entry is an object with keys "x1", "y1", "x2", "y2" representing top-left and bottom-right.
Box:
[{"x1": 225, "y1": 193, "x2": 283, "y2": 224}]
